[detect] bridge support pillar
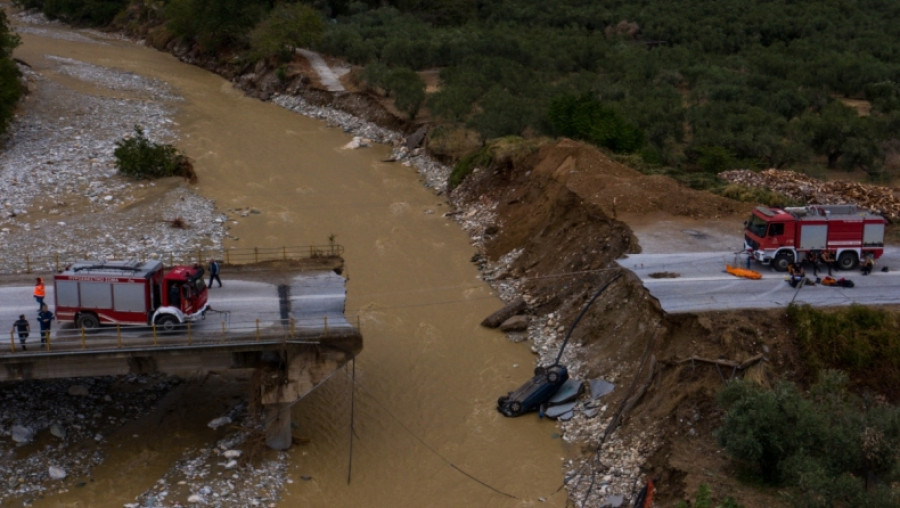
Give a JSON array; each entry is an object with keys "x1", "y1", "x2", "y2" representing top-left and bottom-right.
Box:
[
  {"x1": 264, "y1": 402, "x2": 292, "y2": 450},
  {"x1": 259, "y1": 340, "x2": 359, "y2": 450}
]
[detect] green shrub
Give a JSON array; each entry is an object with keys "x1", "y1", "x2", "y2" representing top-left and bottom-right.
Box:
[
  {"x1": 385, "y1": 67, "x2": 425, "y2": 119},
  {"x1": 675, "y1": 484, "x2": 745, "y2": 508},
  {"x1": 547, "y1": 93, "x2": 645, "y2": 153},
  {"x1": 0, "y1": 10, "x2": 22, "y2": 137},
  {"x1": 248, "y1": 2, "x2": 324, "y2": 62},
  {"x1": 113, "y1": 126, "x2": 194, "y2": 181},
  {"x1": 449, "y1": 145, "x2": 492, "y2": 189},
  {"x1": 716, "y1": 371, "x2": 900, "y2": 505},
  {"x1": 788, "y1": 304, "x2": 900, "y2": 392}
]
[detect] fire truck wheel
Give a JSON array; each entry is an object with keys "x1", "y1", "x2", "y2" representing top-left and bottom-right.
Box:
[
  {"x1": 773, "y1": 251, "x2": 793, "y2": 272},
  {"x1": 155, "y1": 314, "x2": 180, "y2": 333},
  {"x1": 837, "y1": 251, "x2": 858, "y2": 270},
  {"x1": 76, "y1": 313, "x2": 100, "y2": 330}
]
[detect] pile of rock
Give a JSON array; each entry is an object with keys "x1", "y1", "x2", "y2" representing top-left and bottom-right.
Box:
[{"x1": 719, "y1": 168, "x2": 900, "y2": 221}]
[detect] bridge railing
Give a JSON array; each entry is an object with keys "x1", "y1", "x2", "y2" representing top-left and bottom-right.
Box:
[
  {"x1": 4, "y1": 312, "x2": 360, "y2": 354},
  {"x1": 4, "y1": 244, "x2": 344, "y2": 275}
]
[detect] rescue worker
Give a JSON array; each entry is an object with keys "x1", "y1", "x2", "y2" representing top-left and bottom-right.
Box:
[
  {"x1": 788, "y1": 262, "x2": 806, "y2": 288},
  {"x1": 820, "y1": 250, "x2": 835, "y2": 276},
  {"x1": 33, "y1": 277, "x2": 45, "y2": 311},
  {"x1": 208, "y1": 258, "x2": 222, "y2": 288},
  {"x1": 861, "y1": 255, "x2": 875, "y2": 275},
  {"x1": 11, "y1": 314, "x2": 29, "y2": 351},
  {"x1": 37, "y1": 304, "x2": 53, "y2": 345},
  {"x1": 806, "y1": 250, "x2": 822, "y2": 277},
  {"x1": 169, "y1": 283, "x2": 181, "y2": 307}
]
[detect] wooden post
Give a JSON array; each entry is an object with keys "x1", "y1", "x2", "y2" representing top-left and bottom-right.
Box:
[
  {"x1": 9, "y1": 330, "x2": 14, "y2": 353},
  {"x1": 256, "y1": 319, "x2": 260, "y2": 341},
  {"x1": 81, "y1": 328, "x2": 86, "y2": 349},
  {"x1": 187, "y1": 322, "x2": 192, "y2": 345},
  {"x1": 117, "y1": 325, "x2": 122, "y2": 348},
  {"x1": 324, "y1": 315, "x2": 328, "y2": 337}
]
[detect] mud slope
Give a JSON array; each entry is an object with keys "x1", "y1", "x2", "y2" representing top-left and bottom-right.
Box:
[{"x1": 451, "y1": 139, "x2": 793, "y2": 506}]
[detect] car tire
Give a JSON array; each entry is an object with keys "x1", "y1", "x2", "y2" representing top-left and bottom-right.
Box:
[
  {"x1": 498, "y1": 395, "x2": 508, "y2": 407},
  {"x1": 547, "y1": 369, "x2": 562, "y2": 384},
  {"x1": 508, "y1": 401, "x2": 522, "y2": 416},
  {"x1": 534, "y1": 366, "x2": 546, "y2": 376},
  {"x1": 76, "y1": 313, "x2": 100, "y2": 330}
]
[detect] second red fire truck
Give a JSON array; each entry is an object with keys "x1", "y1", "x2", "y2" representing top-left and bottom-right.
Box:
[{"x1": 744, "y1": 204, "x2": 886, "y2": 272}]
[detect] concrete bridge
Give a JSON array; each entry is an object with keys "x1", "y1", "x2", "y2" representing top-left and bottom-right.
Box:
[{"x1": 0, "y1": 261, "x2": 361, "y2": 450}]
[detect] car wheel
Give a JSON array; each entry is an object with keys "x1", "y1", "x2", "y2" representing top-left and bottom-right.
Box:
[
  {"x1": 547, "y1": 369, "x2": 562, "y2": 384},
  {"x1": 837, "y1": 251, "x2": 858, "y2": 270},
  {"x1": 498, "y1": 395, "x2": 508, "y2": 407},
  {"x1": 773, "y1": 251, "x2": 793, "y2": 272},
  {"x1": 508, "y1": 401, "x2": 522, "y2": 416},
  {"x1": 534, "y1": 366, "x2": 546, "y2": 376},
  {"x1": 155, "y1": 314, "x2": 179, "y2": 333},
  {"x1": 76, "y1": 313, "x2": 100, "y2": 330}
]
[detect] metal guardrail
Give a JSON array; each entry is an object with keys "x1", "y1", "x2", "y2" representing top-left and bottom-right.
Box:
[
  {"x1": 4, "y1": 244, "x2": 344, "y2": 275},
  {"x1": 4, "y1": 312, "x2": 361, "y2": 355}
]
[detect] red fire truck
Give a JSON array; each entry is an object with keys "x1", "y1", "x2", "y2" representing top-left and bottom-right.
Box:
[
  {"x1": 744, "y1": 204, "x2": 886, "y2": 272},
  {"x1": 54, "y1": 260, "x2": 209, "y2": 331}
]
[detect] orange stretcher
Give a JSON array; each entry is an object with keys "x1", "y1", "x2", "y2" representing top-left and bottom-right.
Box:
[{"x1": 726, "y1": 264, "x2": 763, "y2": 280}]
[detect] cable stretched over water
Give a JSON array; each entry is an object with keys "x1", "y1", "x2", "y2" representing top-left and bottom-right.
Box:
[{"x1": 347, "y1": 375, "x2": 521, "y2": 501}]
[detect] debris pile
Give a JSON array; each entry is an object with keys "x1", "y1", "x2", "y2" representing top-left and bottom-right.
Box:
[{"x1": 719, "y1": 168, "x2": 900, "y2": 221}]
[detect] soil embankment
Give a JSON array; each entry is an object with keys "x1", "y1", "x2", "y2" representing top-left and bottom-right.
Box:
[{"x1": 447, "y1": 138, "x2": 796, "y2": 506}]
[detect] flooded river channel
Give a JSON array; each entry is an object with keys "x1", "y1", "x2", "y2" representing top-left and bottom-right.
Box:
[{"x1": 11, "y1": 15, "x2": 568, "y2": 508}]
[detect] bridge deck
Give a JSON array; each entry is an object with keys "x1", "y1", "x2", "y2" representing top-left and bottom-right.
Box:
[{"x1": 0, "y1": 269, "x2": 360, "y2": 380}]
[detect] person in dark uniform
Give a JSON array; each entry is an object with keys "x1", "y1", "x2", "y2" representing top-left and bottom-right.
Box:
[
  {"x1": 806, "y1": 250, "x2": 822, "y2": 277},
  {"x1": 861, "y1": 255, "x2": 875, "y2": 275},
  {"x1": 11, "y1": 314, "x2": 29, "y2": 351},
  {"x1": 37, "y1": 304, "x2": 54, "y2": 345},
  {"x1": 820, "y1": 250, "x2": 835, "y2": 276},
  {"x1": 208, "y1": 259, "x2": 222, "y2": 288},
  {"x1": 169, "y1": 283, "x2": 181, "y2": 307}
]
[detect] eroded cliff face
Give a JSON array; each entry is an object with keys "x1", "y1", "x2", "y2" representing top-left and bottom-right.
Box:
[{"x1": 448, "y1": 138, "x2": 791, "y2": 507}]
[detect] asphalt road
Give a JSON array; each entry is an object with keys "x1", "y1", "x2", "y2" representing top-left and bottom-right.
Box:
[
  {"x1": 618, "y1": 247, "x2": 900, "y2": 313},
  {"x1": 0, "y1": 271, "x2": 351, "y2": 348}
]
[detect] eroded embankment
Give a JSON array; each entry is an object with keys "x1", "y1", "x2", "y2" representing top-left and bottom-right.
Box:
[{"x1": 447, "y1": 138, "x2": 793, "y2": 507}]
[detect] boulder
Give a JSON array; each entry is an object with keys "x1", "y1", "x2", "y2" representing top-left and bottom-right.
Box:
[
  {"x1": 499, "y1": 315, "x2": 530, "y2": 331},
  {"x1": 480, "y1": 297, "x2": 526, "y2": 328}
]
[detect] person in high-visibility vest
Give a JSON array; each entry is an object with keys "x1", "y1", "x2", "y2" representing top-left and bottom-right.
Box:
[{"x1": 33, "y1": 277, "x2": 45, "y2": 311}]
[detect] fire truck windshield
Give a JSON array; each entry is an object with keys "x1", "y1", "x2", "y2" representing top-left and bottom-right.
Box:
[{"x1": 746, "y1": 214, "x2": 768, "y2": 237}]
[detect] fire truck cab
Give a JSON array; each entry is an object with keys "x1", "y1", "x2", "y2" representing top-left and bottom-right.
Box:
[
  {"x1": 54, "y1": 260, "x2": 209, "y2": 331},
  {"x1": 744, "y1": 204, "x2": 886, "y2": 272}
]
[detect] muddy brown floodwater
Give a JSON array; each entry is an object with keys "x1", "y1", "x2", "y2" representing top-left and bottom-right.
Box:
[{"x1": 12, "y1": 19, "x2": 570, "y2": 508}]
